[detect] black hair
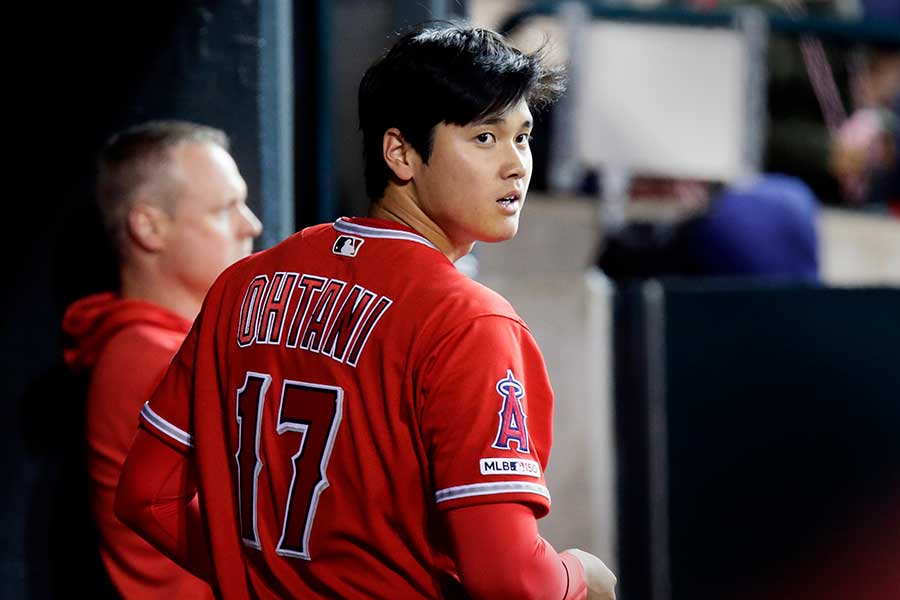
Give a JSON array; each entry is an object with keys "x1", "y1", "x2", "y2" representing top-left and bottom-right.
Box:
[{"x1": 358, "y1": 22, "x2": 566, "y2": 200}]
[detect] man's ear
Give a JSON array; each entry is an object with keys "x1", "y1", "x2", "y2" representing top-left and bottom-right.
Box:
[
  {"x1": 126, "y1": 202, "x2": 170, "y2": 252},
  {"x1": 382, "y1": 128, "x2": 417, "y2": 182}
]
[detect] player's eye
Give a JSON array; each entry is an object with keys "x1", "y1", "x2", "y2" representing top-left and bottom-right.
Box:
[
  {"x1": 475, "y1": 132, "x2": 496, "y2": 144},
  {"x1": 516, "y1": 133, "x2": 533, "y2": 145}
]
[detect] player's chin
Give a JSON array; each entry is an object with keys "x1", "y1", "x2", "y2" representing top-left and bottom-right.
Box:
[{"x1": 482, "y1": 220, "x2": 520, "y2": 243}]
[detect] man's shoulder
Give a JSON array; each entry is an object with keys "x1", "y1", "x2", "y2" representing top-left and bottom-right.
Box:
[
  {"x1": 88, "y1": 322, "x2": 183, "y2": 403},
  {"x1": 405, "y1": 267, "x2": 523, "y2": 335},
  {"x1": 97, "y1": 322, "x2": 185, "y2": 369},
  {"x1": 439, "y1": 272, "x2": 517, "y2": 316}
]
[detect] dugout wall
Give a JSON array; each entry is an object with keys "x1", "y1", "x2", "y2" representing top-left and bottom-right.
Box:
[
  {"x1": 3, "y1": 3, "x2": 292, "y2": 597},
  {"x1": 613, "y1": 281, "x2": 900, "y2": 600}
]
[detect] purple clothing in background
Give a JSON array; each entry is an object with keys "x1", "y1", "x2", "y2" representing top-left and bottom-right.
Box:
[
  {"x1": 861, "y1": 0, "x2": 900, "y2": 23},
  {"x1": 684, "y1": 174, "x2": 820, "y2": 280}
]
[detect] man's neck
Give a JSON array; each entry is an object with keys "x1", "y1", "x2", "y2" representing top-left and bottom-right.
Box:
[
  {"x1": 370, "y1": 185, "x2": 473, "y2": 262},
  {"x1": 119, "y1": 266, "x2": 201, "y2": 322}
]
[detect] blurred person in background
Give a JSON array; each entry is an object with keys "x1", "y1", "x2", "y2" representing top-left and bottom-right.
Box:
[
  {"x1": 62, "y1": 120, "x2": 262, "y2": 599},
  {"x1": 597, "y1": 173, "x2": 821, "y2": 281},
  {"x1": 694, "y1": 0, "x2": 899, "y2": 209},
  {"x1": 829, "y1": 38, "x2": 900, "y2": 209}
]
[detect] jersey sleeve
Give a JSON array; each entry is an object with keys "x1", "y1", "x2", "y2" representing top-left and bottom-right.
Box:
[
  {"x1": 419, "y1": 314, "x2": 554, "y2": 516},
  {"x1": 115, "y1": 428, "x2": 215, "y2": 583},
  {"x1": 139, "y1": 321, "x2": 199, "y2": 453},
  {"x1": 446, "y1": 503, "x2": 586, "y2": 599}
]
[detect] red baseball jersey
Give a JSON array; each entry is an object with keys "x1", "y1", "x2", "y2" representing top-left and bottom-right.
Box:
[{"x1": 141, "y1": 217, "x2": 556, "y2": 599}]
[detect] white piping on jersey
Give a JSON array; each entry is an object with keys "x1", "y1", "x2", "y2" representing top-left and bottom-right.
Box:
[
  {"x1": 141, "y1": 402, "x2": 194, "y2": 448},
  {"x1": 434, "y1": 481, "x2": 551, "y2": 504},
  {"x1": 333, "y1": 219, "x2": 440, "y2": 251}
]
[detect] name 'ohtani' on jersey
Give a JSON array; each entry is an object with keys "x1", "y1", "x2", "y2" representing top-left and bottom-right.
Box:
[{"x1": 236, "y1": 272, "x2": 392, "y2": 367}]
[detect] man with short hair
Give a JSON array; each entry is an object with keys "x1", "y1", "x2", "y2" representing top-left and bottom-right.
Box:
[
  {"x1": 63, "y1": 120, "x2": 262, "y2": 599},
  {"x1": 116, "y1": 26, "x2": 617, "y2": 599}
]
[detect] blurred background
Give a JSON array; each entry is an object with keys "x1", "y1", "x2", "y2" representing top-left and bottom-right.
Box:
[{"x1": 4, "y1": 1, "x2": 899, "y2": 598}]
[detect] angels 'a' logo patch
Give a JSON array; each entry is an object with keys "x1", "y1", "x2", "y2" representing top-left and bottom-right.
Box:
[
  {"x1": 492, "y1": 369, "x2": 529, "y2": 453},
  {"x1": 333, "y1": 235, "x2": 364, "y2": 257}
]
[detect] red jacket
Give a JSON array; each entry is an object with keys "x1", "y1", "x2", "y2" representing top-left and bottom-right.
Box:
[{"x1": 63, "y1": 292, "x2": 214, "y2": 600}]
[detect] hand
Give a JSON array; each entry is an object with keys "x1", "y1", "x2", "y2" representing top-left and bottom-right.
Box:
[{"x1": 563, "y1": 548, "x2": 617, "y2": 600}]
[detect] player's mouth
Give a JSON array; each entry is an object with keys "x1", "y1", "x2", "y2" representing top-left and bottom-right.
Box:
[{"x1": 497, "y1": 190, "x2": 523, "y2": 210}]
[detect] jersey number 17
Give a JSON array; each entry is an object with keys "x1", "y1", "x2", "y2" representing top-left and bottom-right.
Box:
[{"x1": 234, "y1": 371, "x2": 343, "y2": 560}]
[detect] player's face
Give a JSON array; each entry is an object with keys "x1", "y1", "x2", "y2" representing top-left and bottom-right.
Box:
[
  {"x1": 413, "y1": 100, "x2": 533, "y2": 258},
  {"x1": 161, "y1": 141, "x2": 262, "y2": 297}
]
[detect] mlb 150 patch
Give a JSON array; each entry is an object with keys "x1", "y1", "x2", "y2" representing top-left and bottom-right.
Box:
[{"x1": 479, "y1": 458, "x2": 541, "y2": 477}]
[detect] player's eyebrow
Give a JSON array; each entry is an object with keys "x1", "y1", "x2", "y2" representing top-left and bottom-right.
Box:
[{"x1": 472, "y1": 115, "x2": 533, "y2": 129}]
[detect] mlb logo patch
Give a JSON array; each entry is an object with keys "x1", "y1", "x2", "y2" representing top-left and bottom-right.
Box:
[{"x1": 333, "y1": 235, "x2": 364, "y2": 257}]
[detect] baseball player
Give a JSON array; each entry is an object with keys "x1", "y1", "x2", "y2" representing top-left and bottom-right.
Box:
[{"x1": 117, "y1": 24, "x2": 616, "y2": 599}]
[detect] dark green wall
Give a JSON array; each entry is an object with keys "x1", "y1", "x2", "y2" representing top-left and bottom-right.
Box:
[
  {"x1": 3, "y1": 3, "x2": 290, "y2": 596},
  {"x1": 615, "y1": 281, "x2": 900, "y2": 600}
]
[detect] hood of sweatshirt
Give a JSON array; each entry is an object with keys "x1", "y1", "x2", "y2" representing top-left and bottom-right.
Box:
[{"x1": 62, "y1": 292, "x2": 192, "y2": 372}]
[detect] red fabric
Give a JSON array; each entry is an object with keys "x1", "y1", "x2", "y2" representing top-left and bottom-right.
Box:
[
  {"x1": 116, "y1": 429, "x2": 215, "y2": 583},
  {"x1": 63, "y1": 292, "x2": 213, "y2": 599},
  {"x1": 447, "y1": 503, "x2": 587, "y2": 599},
  {"x1": 131, "y1": 218, "x2": 559, "y2": 598},
  {"x1": 118, "y1": 440, "x2": 588, "y2": 600},
  {"x1": 63, "y1": 292, "x2": 192, "y2": 371}
]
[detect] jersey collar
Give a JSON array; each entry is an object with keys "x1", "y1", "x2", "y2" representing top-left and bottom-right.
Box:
[{"x1": 333, "y1": 217, "x2": 441, "y2": 252}]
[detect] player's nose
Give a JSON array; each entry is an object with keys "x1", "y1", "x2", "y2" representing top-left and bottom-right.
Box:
[{"x1": 501, "y1": 144, "x2": 528, "y2": 180}]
